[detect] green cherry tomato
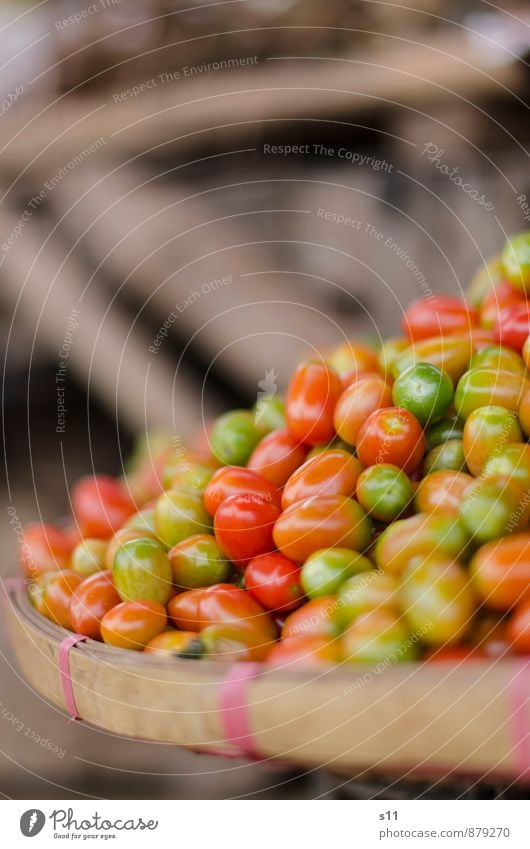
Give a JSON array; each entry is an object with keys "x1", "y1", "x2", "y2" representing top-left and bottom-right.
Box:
[
  {"x1": 341, "y1": 609, "x2": 418, "y2": 664},
  {"x1": 425, "y1": 414, "x2": 464, "y2": 450},
  {"x1": 210, "y1": 410, "x2": 265, "y2": 466},
  {"x1": 252, "y1": 395, "x2": 286, "y2": 432},
  {"x1": 458, "y1": 476, "x2": 527, "y2": 544},
  {"x1": 337, "y1": 571, "x2": 399, "y2": 628},
  {"x1": 470, "y1": 345, "x2": 526, "y2": 376},
  {"x1": 355, "y1": 463, "x2": 413, "y2": 522},
  {"x1": 392, "y1": 362, "x2": 453, "y2": 426},
  {"x1": 155, "y1": 489, "x2": 211, "y2": 549},
  {"x1": 454, "y1": 368, "x2": 529, "y2": 419},
  {"x1": 423, "y1": 439, "x2": 467, "y2": 475},
  {"x1": 124, "y1": 507, "x2": 157, "y2": 535},
  {"x1": 71, "y1": 538, "x2": 108, "y2": 577},
  {"x1": 501, "y1": 231, "x2": 530, "y2": 293},
  {"x1": 168, "y1": 534, "x2": 231, "y2": 589},
  {"x1": 300, "y1": 548, "x2": 373, "y2": 599},
  {"x1": 112, "y1": 537, "x2": 173, "y2": 605},
  {"x1": 398, "y1": 554, "x2": 476, "y2": 645}
]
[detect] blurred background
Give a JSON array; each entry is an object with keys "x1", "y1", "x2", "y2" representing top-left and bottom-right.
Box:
[{"x1": 1, "y1": 0, "x2": 529, "y2": 799}]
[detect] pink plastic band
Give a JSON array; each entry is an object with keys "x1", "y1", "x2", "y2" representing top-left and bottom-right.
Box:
[
  {"x1": 508, "y1": 660, "x2": 530, "y2": 777},
  {"x1": 59, "y1": 634, "x2": 88, "y2": 720},
  {"x1": 218, "y1": 663, "x2": 262, "y2": 759}
]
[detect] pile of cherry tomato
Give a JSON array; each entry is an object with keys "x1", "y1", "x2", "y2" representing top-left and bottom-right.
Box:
[{"x1": 18, "y1": 230, "x2": 530, "y2": 668}]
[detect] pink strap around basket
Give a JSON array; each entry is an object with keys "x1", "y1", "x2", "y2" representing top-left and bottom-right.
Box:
[
  {"x1": 508, "y1": 660, "x2": 530, "y2": 777},
  {"x1": 217, "y1": 662, "x2": 263, "y2": 759},
  {"x1": 59, "y1": 634, "x2": 88, "y2": 720}
]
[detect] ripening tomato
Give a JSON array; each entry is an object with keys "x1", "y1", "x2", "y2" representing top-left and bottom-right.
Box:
[
  {"x1": 378, "y1": 337, "x2": 410, "y2": 377},
  {"x1": 501, "y1": 231, "x2": 530, "y2": 293},
  {"x1": 144, "y1": 630, "x2": 199, "y2": 656},
  {"x1": 466, "y1": 254, "x2": 504, "y2": 307},
  {"x1": 356, "y1": 464, "x2": 413, "y2": 522},
  {"x1": 479, "y1": 281, "x2": 525, "y2": 329},
  {"x1": 454, "y1": 368, "x2": 530, "y2": 419},
  {"x1": 282, "y1": 449, "x2": 362, "y2": 509},
  {"x1": 210, "y1": 410, "x2": 265, "y2": 466},
  {"x1": 374, "y1": 513, "x2": 470, "y2": 576},
  {"x1": 356, "y1": 407, "x2": 425, "y2": 474},
  {"x1": 105, "y1": 527, "x2": 158, "y2": 570},
  {"x1": 267, "y1": 635, "x2": 340, "y2": 667},
  {"x1": 203, "y1": 466, "x2": 281, "y2": 517},
  {"x1": 422, "y1": 439, "x2": 467, "y2": 475},
  {"x1": 414, "y1": 470, "x2": 474, "y2": 516},
  {"x1": 493, "y1": 302, "x2": 530, "y2": 351},
  {"x1": 41, "y1": 570, "x2": 83, "y2": 629},
  {"x1": 71, "y1": 538, "x2": 108, "y2": 578},
  {"x1": 285, "y1": 361, "x2": 343, "y2": 446},
  {"x1": 201, "y1": 622, "x2": 274, "y2": 662},
  {"x1": 214, "y1": 493, "x2": 280, "y2": 566},
  {"x1": 506, "y1": 602, "x2": 530, "y2": 653},
  {"x1": 523, "y1": 335, "x2": 530, "y2": 369},
  {"x1": 425, "y1": 415, "x2": 464, "y2": 450},
  {"x1": 463, "y1": 406, "x2": 523, "y2": 476},
  {"x1": 100, "y1": 600, "x2": 167, "y2": 650},
  {"x1": 470, "y1": 344, "x2": 527, "y2": 376},
  {"x1": 281, "y1": 596, "x2": 341, "y2": 639},
  {"x1": 393, "y1": 335, "x2": 474, "y2": 384},
  {"x1": 247, "y1": 428, "x2": 307, "y2": 488},
  {"x1": 273, "y1": 495, "x2": 372, "y2": 563},
  {"x1": 198, "y1": 583, "x2": 277, "y2": 639},
  {"x1": 167, "y1": 588, "x2": 204, "y2": 631},
  {"x1": 342, "y1": 609, "x2": 417, "y2": 663},
  {"x1": 245, "y1": 552, "x2": 304, "y2": 612},
  {"x1": 168, "y1": 534, "x2": 231, "y2": 588},
  {"x1": 69, "y1": 570, "x2": 121, "y2": 640},
  {"x1": 337, "y1": 571, "x2": 399, "y2": 628},
  {"x1": 519, "y1": 387, "x2": 530, "y2": 437},
  {"x1": 72, "y1": 475, "x2": 136, "y2": 539},
  {"x1": 333, "y1": 375, "x2": 393, "y2": 447},
  {"x1": 112, "y1": 537, "x2": 173, "y2": 605},
  {"x1": 154, "y1": 489, "x2": 211, "y2": 549},
  {"x1": 458, "y1": 476, "x2": 528, "y2": 545},
  {"x1": 481, "y1": 443, "x2": 530, "y2": 493},
  {"x1": 402, "y1": 296, "x2": 478, "y2": 342},
  {"x1": 470, "y1": 533, "x2": 530, "y2": 610},
  {"x1": 326, "y1": 340, "x2": 380, "y2": 378},
  {"x1": 18, "y1": 523, "x2": 73, "y2": 580}
]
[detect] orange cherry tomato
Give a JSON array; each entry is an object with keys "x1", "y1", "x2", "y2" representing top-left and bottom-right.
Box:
[
  {"x1": 144, "y1": 630, "x2": 198, "y2": 655},
  {"x1": 333, "y1": 375, "x2": 393, "y2": 446},
  {"x1": 518, "y1": 387, "x2": 530, "y2": 438},
  {"x1": 198, "y1": 583, "x2": 277, "y2": 639},
  {"x1": 72, "y1": 475, "x2": 136, "y2": 539},
  {"x1": 470, "y1": 534, "x2": 530, "y2": 610},
  {"x1": 167, "y1": 589, "x2": 205, "y2": 631},
  {"x1": 414, "y1": 471, "x2": 473, "y2": 515},
  {"x1": 273, "y1": 495, "x2": 372, "y2": 562},
  {"x1": 281, "y1": 449, "x2": 362, "y2": 509},
  {"x1": 402, "y1": 295, "x2": 478, "y2": 342},
  {"x1": 281, "y1": 596, "x2": 341, "y2": 639},
  {"x1": 506, "y1": 601, "x2": 530, "y2": 654},
  {"x1": 18, "y1": 523, "x2": 73, "y2": 580},
  {"x1": 203, "y1": 466, "x2": 281, "y2": 517},
  {"x1": 41, "y1": 570, "x2": 83, "y2": 629},
  {"x1": 69, "y1": 570, "x2": 121, "y2": 640},
  {"x1": 247, "y1": 427, "x2": 307, "y2": 488},
  {"x1": 326, "y1": 341, "x2": 380, "y2": 378},
  {"x1": 285, "y1": 361, "x2": 343, "y2": 446},
  {"x1": 356, "y1": 407, "x2": 425, "y2": 474},
  {"x1": 267, "y1": 635, "x2": 340, "y2": 667},
  {"x1": 201, "y1": 622, "x2": 275, "y2": 662},
  {"x1": 100, "y1": 600, "x2": 167, "y2": 650},
  {"x1": 375, "y1": 513, "x2": 470, "y2": 576},
  {"x1": 393, "y1": 335, "x2": 474, "y2": 384}
]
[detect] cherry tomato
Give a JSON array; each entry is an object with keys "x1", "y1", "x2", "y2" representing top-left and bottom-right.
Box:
[
  {"x1": 200, "y1": 623, "x2": 274, "y2": 662},
  {"x1": 253, "y1": 395, "x2": 286, "y2": 433},
  {"x1": 300, "y1": 548, "x2": 372, "y2": 599},
  {"x1": 333, "y1": 376, "x2": 393, "y2": 446},
  {"x1": 356, "y1": 463, "x2": 413, "y2": 522},
  {"x1": 493, "y1": 302, "x2": 530, "y2": 351},
  {"x1": 273, "y1": 495, "x2": 372, "y2": 563},
  {"x1": 393, "y1": 335, "x2": 474, "y2": 384},
  {"x1": 282, "y1": 449, "x2": 362, "y2": 509},
  {"x1": 41, "y1": 570, "x2": 83, "y2": 629},
  {"x1": 392, "y1": 362, "x2": 453, "y2": 426},
  {"x1": 72, "y1": 475, "x2": 136, "y2": 539},
  {"x1": 327, "y1": 340, "x2": 380, "y2": 378},
  {"x1": 69, "y1": 570, "x2": 121, "y2": 640},
  {"x1": 245, "y1": 552, "x2": 304, "y2": 612},
  {"x1": 402, "y1": 296, "x2": 478, "y2": 342},
  {"x1": 198, "y1": 583, "x2": 277, "y2": 639},
  {"x1": 506, "y1": 602, "x2": 530, "y2": 653},
  {"x1": 167, "y1": 589, "x2": 204, "y2": 631},
  {"x1": 71, "y1": 538, "x2": 108, "y2": 578},
  {"x1": 470, "y1": 344, "x2": 526, "y2": 375},
  {"x1": 281, "y1": 596, "x2": 341, "y2": 639},
  {"x1": 466, "y1": 254, "x2": 503, "y2": 307},
  {"x1": 247, "y1": 427, "x2": 307, "y2": 488},
  {"x1": 378, "y1": 337, "x2": 410, "y2": 378},
  {"x1": 210, "y1": 410, "x2": 265, "y2": 466},
  {"x1": 338, "y1": 571, "x2": 399, "y2": 627},
  {"x1": 144, "y1": 630, "x2": 199, "y2": 656},
  {"x1": 214, "y1": 493, "x2": 280, "y2": 566},
  {"x1": 481, "y1": 442, "x2": 530, "y2": 493},
  {"x1": 164, "y1": 460, "x2": 214, "y2": 496},
  {"x1": 203, "y1": 466, "x2": 281, "y2": 517},
  {"x1": 267, "y1": 635, "x2": 340, "y2": 667},
  {"x1": 285, "y1": 360, "x2": 343, "y2": 446},
  {"x1": 375, "y1": 513, "x2": 470, "y2": 576},
  {"x1": 414, "y1": 471, "x2": 473, "y2": 516},
  {"x1": 519, "y1": 386, "x2": 530, "y2": 437},
  {"x1": 470, "y1": 533, "x2": 530, "y2": 610},
  {"x1": 124, "y1": 507, "x2": 157, "y2": 535},
  {"x1": 423, "y1": 439, "x2": 467, "y2": 475},
  {"x1": 18, "y1": 523, "x2": 73, "y2": 580},
  {"x1": 425, "y1": 414, "x2": 464, "y2": 450},
  {"x1": 341, "y1": 609, "x2": 417, "y2": 663},
  {"x1": 168, "y1": 534, "x2": 231, "y2": 588},
  {"x1": 154, "y1": 489, "x2": 211, "y2": 549},
  {"x1": 479, "y1": 281, "x2": 525, "y2": 329},
  {"x1": 399, "y1": 554, "x2": 475, "y2": 646},
  {"x1": 501, "y1": 231, "x2": 530, "y2": 293},
  {"x1": 454, "y1": 368, "x2": 529, "y2": 419},
  {"x1": 523, "y1": 334, "x2": 530, "y2": 369},
  {"x1": 105, "y1": 527, "x2": 158, "y2": 569},
  {"x1": 463, "y1": 406, "x2": 522, "y2": 476},
  {"x1": 100, "y1": 600, "x2": 167, "y2": 650},
  {"x1": 112, "y1": 537, "x2": 172, "y2": 605},
  {"x1": 356, "y1": 407, "x2": 425, "y2": 474},
  {"x1": 459, "y1": 476, "x2": 528, "y2": 545}
]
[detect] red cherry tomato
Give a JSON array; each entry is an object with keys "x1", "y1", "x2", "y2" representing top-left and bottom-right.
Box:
[
  {"x1": 198, "y1": 583, "x2": 277, "y2": 639},
  {"x1": 247, "y1": 428, "x2": 307, "y2": 488},
  {"x1": 285, "y1": 361, "x2": 343, "y2": 446},
  {"x1": 69, "y1": 570, "x2": 121, "y2": 640},
  {"x1": 267, "y1": 635, "x2": 339, "y2": 667},
  {"x1": 493, "y1": 302, "x2": 530, "y2": 351},
  {"x1": 402, "y1": 295, "x2": 478, "y2": 342},
  {"x1": 41, "y1": 570, "x2": 83, "y2": 629},
  {"x1": 479, "y1": 280, "x2": 525, "y2": 329},
  {"x1": 72, "y1": 475, "x2": 136, "y2": 539},
  {"x1": 506, "y1": 601, "x2": 530, "y2": 654},
  {"x1": 214, "y1": 493, "x2": 280, "y2": 567},
  {"x1": 356, "y1": 406, "x2": 425, "y2": 473},
  {"x1": 203, "y1": 466, "x2": 281, "y2": 517},
  {"x1": 167, "y1": 589, "x2": 205, "y2": 631},
  {"x1": 18, "y1": 523, "x2": 73, "y2": 580},
  {"x1": 245, "y1": 552, "x2": 305, "y2": 613}
]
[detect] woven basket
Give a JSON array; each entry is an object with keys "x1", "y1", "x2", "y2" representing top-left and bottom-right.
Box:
[{"x1": 3, "y1": 578, "x2": 529, "y2": 780}]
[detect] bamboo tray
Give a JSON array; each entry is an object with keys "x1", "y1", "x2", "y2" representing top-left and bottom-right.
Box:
[{"x1": 3, "y1": 579, "x2": 530, "y2": 781}]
